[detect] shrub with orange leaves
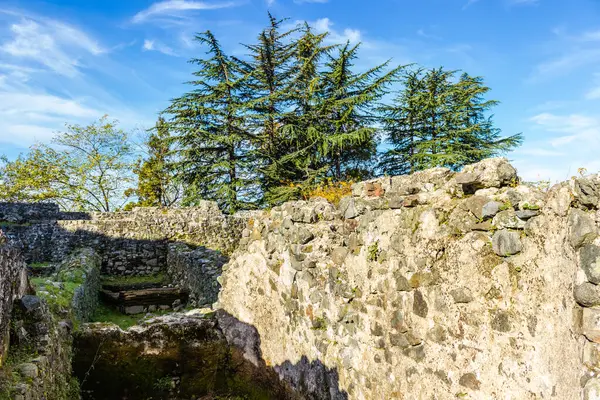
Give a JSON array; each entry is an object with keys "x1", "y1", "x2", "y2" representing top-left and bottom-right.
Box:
[{"x1": 303, "y1": 180, "x2": 353, "y2": 206}]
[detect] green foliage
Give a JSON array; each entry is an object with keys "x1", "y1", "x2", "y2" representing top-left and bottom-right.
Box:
[
  {"x1": 0, "y1": 116, "x2": 134, "y2": 211},
  {"x1": 165, "y1": 31, "x2": 259, "y2": 214},
  {"x1": 127, "y1": 117, "x2": 181, "y2": 208},
  {"x1": 380, "y1": 68, "x2": 523, "y2": 174},
  {"x1": 164, "y1": 15, "x2": 404, "y2": 209},
  {"x1": 367, "y1": 242, "x2": 380, "y2": 262},
  {"x1": 31, "y1": 278, "x2": 81, "y2": 314},
  {"x1": 89, "y1": 303, "x2": 172, "y2": 329}
]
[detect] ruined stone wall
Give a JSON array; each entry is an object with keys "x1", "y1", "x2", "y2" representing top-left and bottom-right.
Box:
[
  {"x1": 0, "y1": 201, "x2": 248, "y2": 275},
  {"x1": 0, "y1": 230, "x2": 29, "y2": 367},
  {"x1": 166, "y1": 243, "x2": 228, "y2": 307},
  {"x1": 218, "y1": 158, "x2": 596, "y2": 400}
]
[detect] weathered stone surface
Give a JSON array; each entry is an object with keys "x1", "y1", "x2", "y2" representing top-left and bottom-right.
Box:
[
  {"x1": 492, "y1": 209, "x2": 526, "y2": 229},
  {"x1": 450, "y1": 288, "x2": 474, "y2": 303},
  {"x1": 482, "y1": 201, "x2": 501, "y2": 219},
  {"x1": 583, "y1": 341, "x2": 600, "y2": 370},
  {"x1": 459, "y1": 372, "x2": 481, "y2": 391},
  {"x1": 580, "y1": 245, "x2": 600, "y2": 284},
  {"x1": 73, "y1": 311, "x2": 296, "y2": 400},
  {"x1": 17, "y1": 363, "x2": 38, "y2": 379},
  {"x1": 456, "y1": 157, "x2": 518, "y2": 193},
  {"x1": 0, "y1": 157, "x2": 593, "y2": 400},
  {"x1": 0, "y1": 235, "x2": 29, "y2": 366},
  {"x1": 573, "y1": 178, "x2": 600, "y2": 208},
  {"x1": 569, "y1": 209, "x2": 598, "y2": 248},
  {"x1": 583, "y1": 308, "x2": 600, "y2": 343},
  {"x1": 492, "y1": 229, "x2": 522, "y2": 256},
  {"x1": 584, "y1": 378, "x2": 600, "y2": 400},
  {"x1": 515, "y1": 209, "x2": 540, "y2": 220},
  {"x1": 464, "y1": 196, "x2": 489, "y2": 219},
  {"x1": 413, "y1": 290, "x2": 428, "y2": 318},
  {"x1": 575, "y1": 282, "x2": 600, "y2": 307}
]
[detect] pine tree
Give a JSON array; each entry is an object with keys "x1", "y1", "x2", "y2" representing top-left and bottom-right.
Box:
[
  {"x1": 318, "y1": 43, "x2": 402, "y2": 180},
  {"x1": 263, "y1": 23, "x2": 332, "y2": 203},
  {"x1": 379, "y1": 68, "x2": 425, "y2": 175},
  {"x1": 165, "y1": 31, "x2": 257, "y2": 213},
  {"x1": 238, "y1": 14, "x2": 298, "y2": 203},
  {"x1": 381, "y1": 67, "x2": 522, "y2": 173},
  {"x1": 128, "y1": 117, "x2": 180, "y2": 208}
]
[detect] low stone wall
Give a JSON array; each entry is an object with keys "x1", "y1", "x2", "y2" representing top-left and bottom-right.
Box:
[
  {"x1": 166, "y1": 244, "x2": 229, "y2": 307},
  {"x1": 0, "y1": 230, "x2": 29, "y2": 368},
  {"x1": 0, "y1": 202, "x2": 249, "y2": 276},
  {"x1": 218, "y1": 158, "x2": 594, "y2": 399}
]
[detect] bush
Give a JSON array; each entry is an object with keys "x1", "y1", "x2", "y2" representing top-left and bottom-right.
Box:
[{"x1": 303, "y1": 180, "x2": 353, "y2": 206}]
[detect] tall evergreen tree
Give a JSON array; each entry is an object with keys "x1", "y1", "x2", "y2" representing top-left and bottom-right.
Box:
[
  {"x1": 264, "y1": 23, "x2": 332, "y2": 203},
  {"x1": 318, "y1": 43, "x2": 401, "y2": 180},
  {"x1": 238, "y1": 14, "x2": 298, "y2": 202},
  {"x1": 269, "y1": 40, "x2": 402, "y2": 203},
  {"x1": 381, "y1": 67, "x2": 522, "y2": 173},
  {"x1": 379, "y1": 68, "x2": 425, "y2": 175},
  {"x1": 165, "y1": 31, "x2": 257, "y2": 213}
]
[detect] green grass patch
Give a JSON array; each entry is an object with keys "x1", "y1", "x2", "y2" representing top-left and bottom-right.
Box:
[
  {"x1": 89, "y1": 302, "x2": 172, "y2": 330},
  {"x1": 0, "y1": 221, "x2": 31, "y2": 227},
  {"x1": 31, "y1": 278, "x2": 81, "y2": 313}
]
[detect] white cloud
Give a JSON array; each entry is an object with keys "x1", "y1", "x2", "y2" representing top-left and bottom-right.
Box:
[
  {"x1": 132, "y1": 0, "x2": 236, "y2": 23},
  {"x1": 0, "y1": 18, "x2": 104, "y2": 77},
  {"x1": 584, "y1": 73, "x2": 600, "y2": 100},
  {"x1": 511, "y1": 111, "x2": 600, "y2": 182},
  {"x1": 266, "y1": 0, "x2": 275, "y2": 5},
  {"x1": 313, "y1": 18, "x2": 361, "y2": 44},
  {"x1": 142, "y1": 39, "x2": 177, "y2": 56},
  {"x1": 0, "y1": 92, "x2": 102, "y2": 146}
]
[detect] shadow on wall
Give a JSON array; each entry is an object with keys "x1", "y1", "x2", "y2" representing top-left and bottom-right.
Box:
[
  {"x1": 0, "y1": 202, "x2": 234, "y2": 306},
  {"x1": 1, "y1": 202, "x2": 349, "y2": 399},
  {"x1": 72, "y1": 310, "x2": 349, "y2": 400}
]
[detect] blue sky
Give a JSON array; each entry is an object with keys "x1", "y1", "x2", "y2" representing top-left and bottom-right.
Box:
[{"x1": 1, "y1": 0, "x2": 599, "y2": 182}]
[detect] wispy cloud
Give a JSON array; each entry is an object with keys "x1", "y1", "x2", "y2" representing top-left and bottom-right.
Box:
[
  {"x1": 530, "y1": 112, "x2": 600, "y2": 147},
  {"x1": 0, "y1": 10, "x2": 151, "y2": 151},
  {"x1": 0, "y1": 18, "x2": 104, "y2": 77},
  {"x1": 142, "y1": 39, "x2": 177, "y2": 56},
  {"x1": 530, "y1": 27, "x2": 600, "y2": 82},
  {"x1": 132, "y1": 0, "x2": 236, "y2": 23},
  {"x1": 585, "y1": 73, "x2": 600, "y2": 100}
]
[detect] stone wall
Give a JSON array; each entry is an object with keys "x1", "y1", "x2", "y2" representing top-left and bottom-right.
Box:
[
  {"x1": 218, "y1": 158, "x2": 595, "y2": 399},
  {"x1": 0, "y1": 201, "x2": 249, "y2": 275},
  {"x1": 166, "y1": 243, "x2": 228, "y2": 307},
  {"x1": 73, "y1": 310, "x2": 295, "y2": 400},
  {"x1": 1, "y1": 248, "x2": 101, "y2": 399},
  {"x1": 0, "y1": 230, "x2": 29, "y2": 367}
]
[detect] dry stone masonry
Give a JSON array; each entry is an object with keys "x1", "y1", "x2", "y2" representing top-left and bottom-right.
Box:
[
  {"x1": 3, "y1": 157, "x2": 600, "y2": 399},
  {"x1": 217, "y1": 157, "x2": 600, "y2": 399}
]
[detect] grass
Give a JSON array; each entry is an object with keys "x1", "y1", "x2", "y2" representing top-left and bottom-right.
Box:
[
  {"x1": 28, "y1": 262, "x2": 52, "y2": 269},
  {"x1": 0, "y1": 221, "x2": 31, "y2": 227},
  {"x1": 30, "y1": 277, "x2": 81, "y2": 312},
  {"x1": 89, "y1": 302, "x2": 172, "y2": 330}
]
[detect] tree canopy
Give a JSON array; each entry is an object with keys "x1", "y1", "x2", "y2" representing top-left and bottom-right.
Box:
[
  {"x1": 0, "y1": 116, "x2": 134, "y2": 212},
  {"x1": 1, "y1": 15, "x2": 523, "y2": 213}
]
